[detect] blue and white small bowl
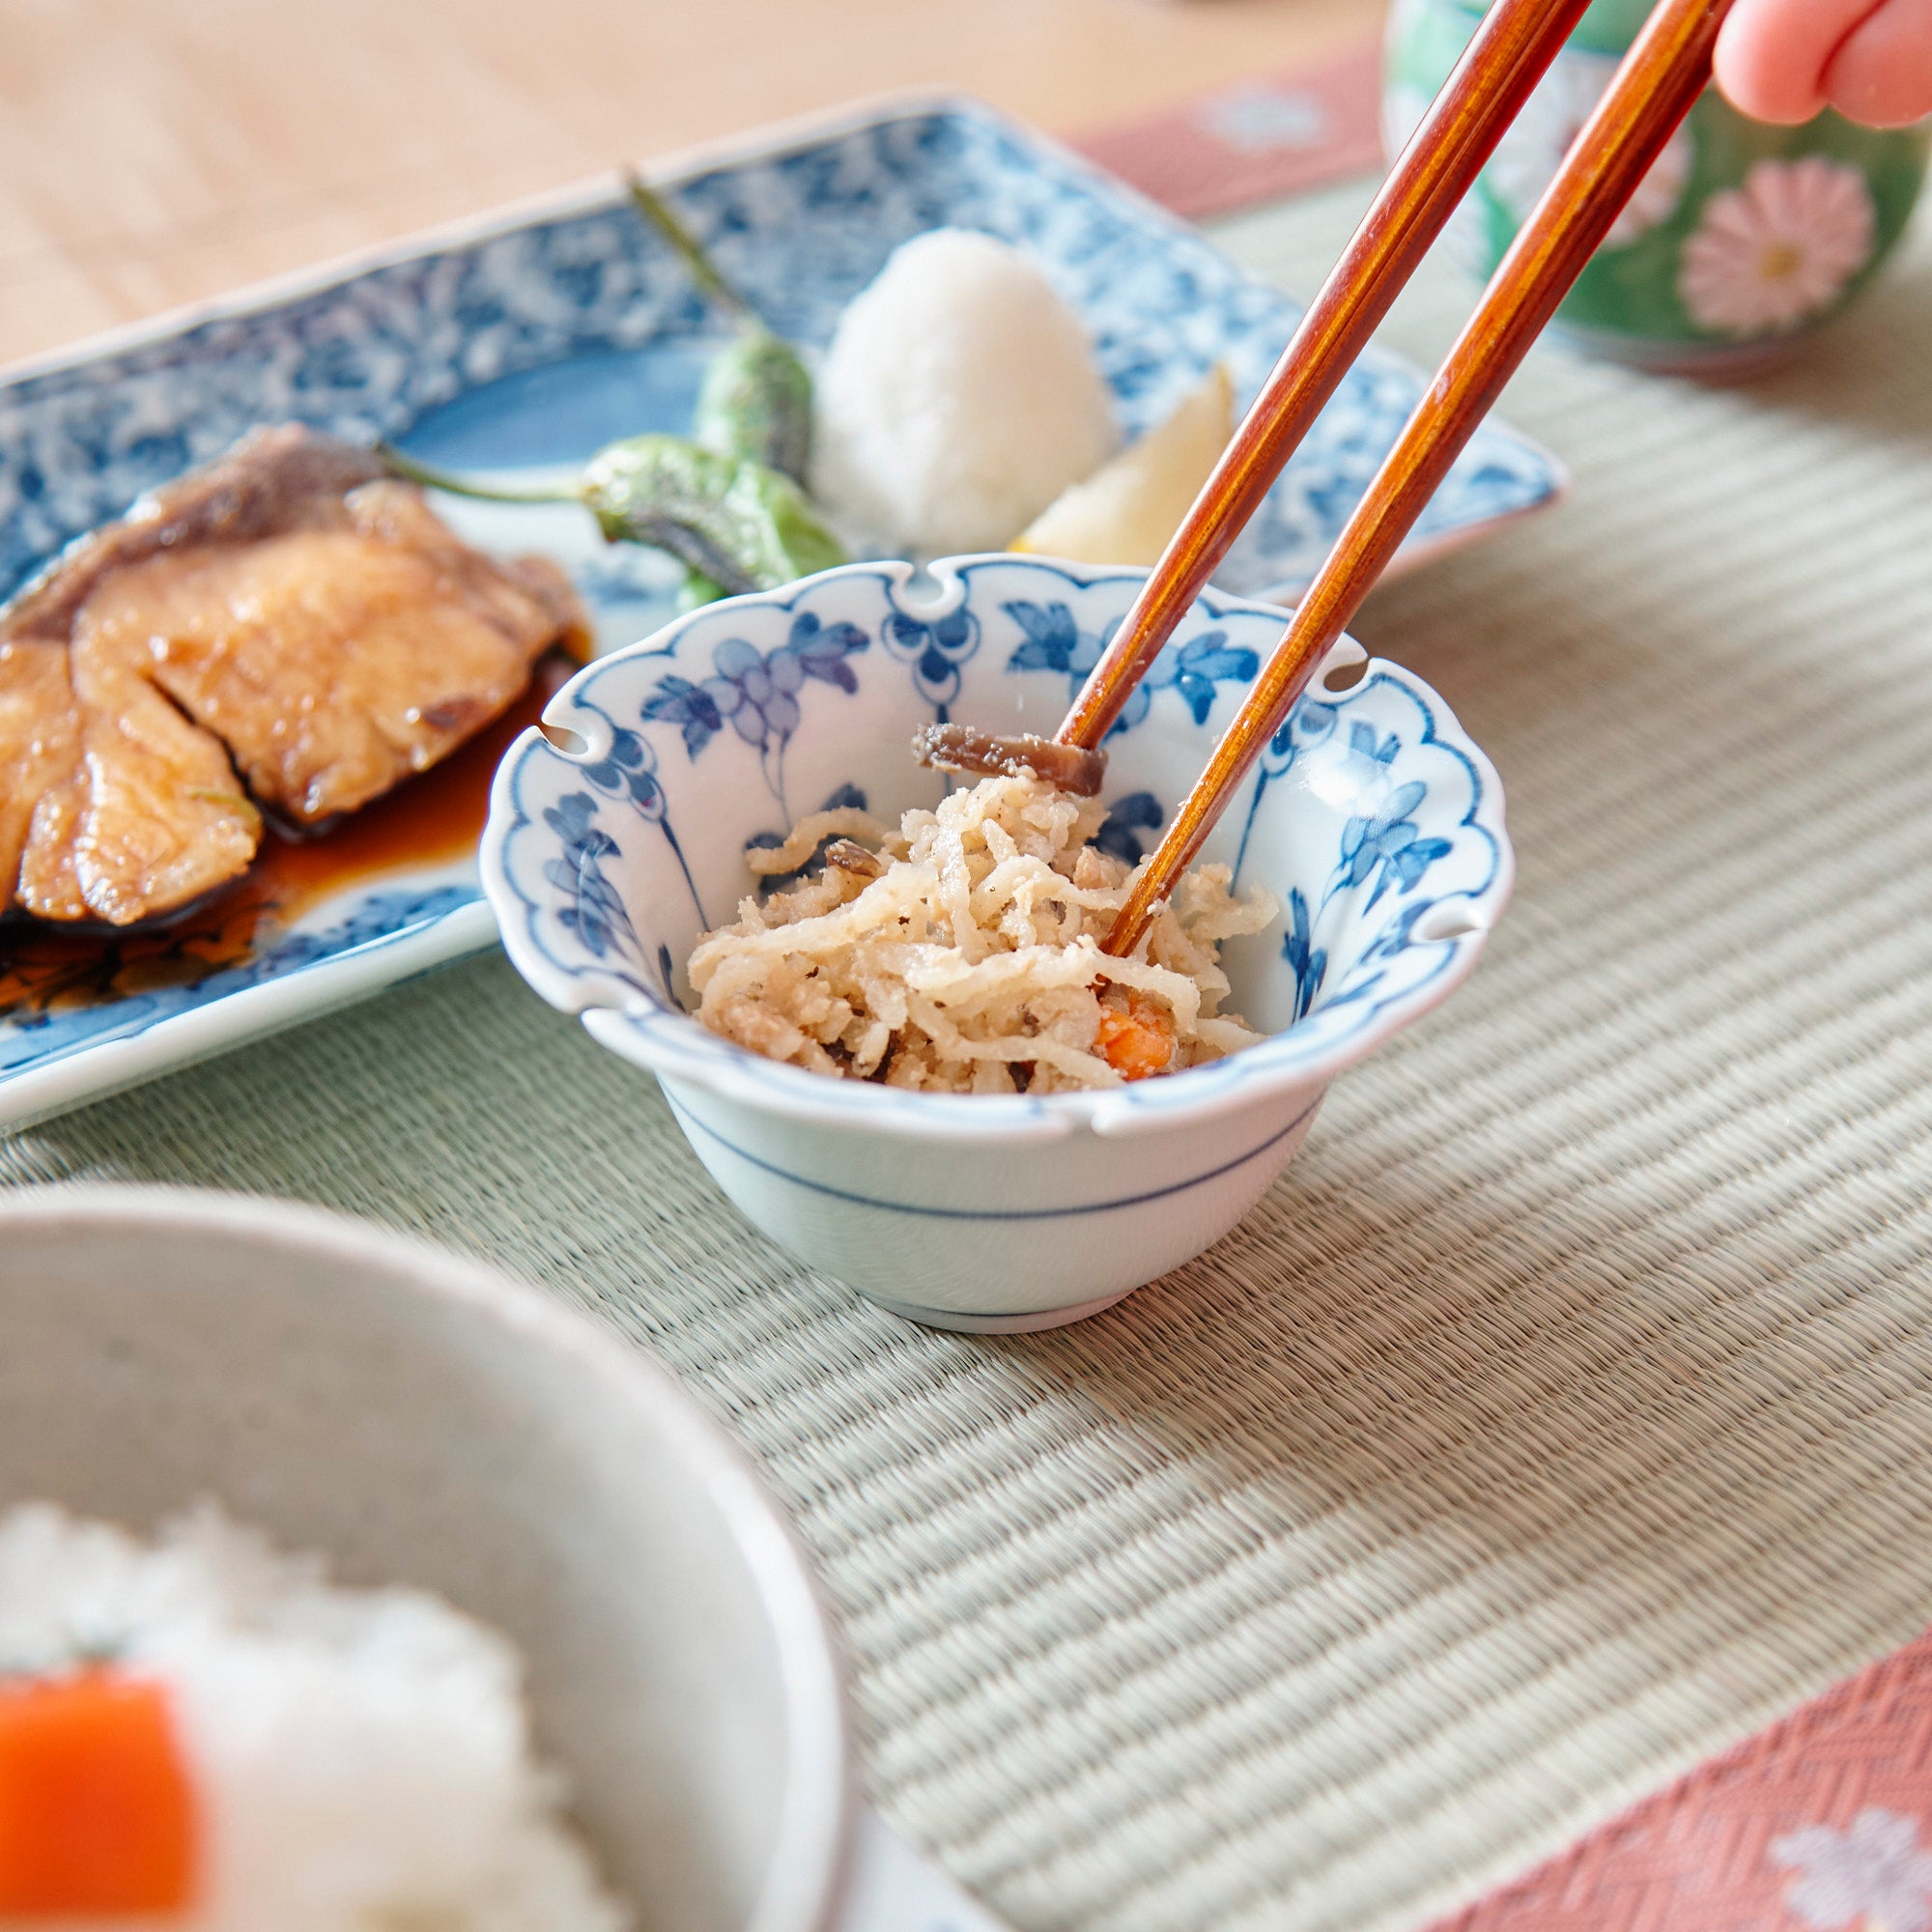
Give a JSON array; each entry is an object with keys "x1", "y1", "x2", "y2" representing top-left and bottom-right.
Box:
[{"x1": 483, "y1": 556, "x2": 1513, "y2": 1331}]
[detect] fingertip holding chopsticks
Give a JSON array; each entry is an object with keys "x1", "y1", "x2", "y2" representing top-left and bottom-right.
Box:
[{"x1": 920, "y1": 0, "x2": 1733, "y2": 958}]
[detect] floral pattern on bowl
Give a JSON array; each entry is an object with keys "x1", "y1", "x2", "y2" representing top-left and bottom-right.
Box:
[
  {"x1": 1383, "y1": 0, "x2": 1930, "y2": 369},
  {"x1": 484, "y1": 556, "x2": 1514, "y2": 1330}
]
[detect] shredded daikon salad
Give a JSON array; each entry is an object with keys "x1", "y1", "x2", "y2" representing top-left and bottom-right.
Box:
[{"x1": 688, "y1": 773, "x2": 1277, "y2": 1092}]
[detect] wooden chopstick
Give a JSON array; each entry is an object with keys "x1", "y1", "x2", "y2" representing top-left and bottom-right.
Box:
[
  {"x1": 1056, "y1": 0, "x2": 1595, "y2": 753},
  {"x1": 1102, "y1": 0, "x2": 1736, "y2": 958}
]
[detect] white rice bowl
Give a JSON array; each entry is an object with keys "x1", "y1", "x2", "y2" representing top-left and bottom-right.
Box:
[
  {"x1": 0, "y1": 1501, "x2": 630, "y2": 1932},
  {"x1": 810, "y1": 228, "x2": 1119, "y2": 555}
]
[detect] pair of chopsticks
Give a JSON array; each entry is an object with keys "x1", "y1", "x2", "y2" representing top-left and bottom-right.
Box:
[{"x1": 1063, "y1": 0, "x2": 1734, "y2": 955}]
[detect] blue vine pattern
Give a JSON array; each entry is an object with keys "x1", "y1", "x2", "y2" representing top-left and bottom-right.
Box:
[
  {"x1": 544, "y1": 795, "x2": 646, "y2": 970},
  {"x1": 537, "y1": 794, "x2": 678, "y2": 1006},
  {"x1": 1236, "y1": 714, "x2": 1451, "y2": 919},
  {"x1": 1319, "y1": 724, "x2": 1453, "y2": 910},
  {"x1": 883, "y1": 607, "x2": 980, "y2": 714},
  {"x1": 1233, "y1": 697, "x2": 1341, "y2": 878},
  {"x1": 641, "y1": 612, "x2": 867, "y2": 812},
  {"x1": 1281, "y1": 888, "x2": 1328, "y2": 1021},
  {"x1": 1329, "y1": 779, "x2": 1453, "y2": 911},
  {"x1": 570, "y1": 710, "x2": 707, "y2": 928},
  {"x1": 1319, "y1": 900, "x2": 1442, "y2": 1018},
  {"x1": 1360, "y1": 900, "x2": 1435, "y2": 963},
  {"x1": 1004, "y1": 601, "x2": 1259, "y2": 735},
  {"x1": 1242, "y1": 717, "x2": 1454, "y2": 1014}
]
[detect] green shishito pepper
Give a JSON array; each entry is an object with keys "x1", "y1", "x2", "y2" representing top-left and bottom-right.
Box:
[
  {"x1": 677, "y1": 568, "x2": 731, "y2": 612},
  {"x1": 582, "y1": 436, "x2": 842, "y2": 590},
  {"x1": 378, "y1": 435, "x2": 844, "y2": 599},
  {"x1": 377, "y1": 179, "x2": 838, "y2": 608},
  {"x1": 693, "y1": 328, "x2": 812, "y2": 490},
  {"x1": 626, "y1": 174, "x2": 812, "y2": 490}
]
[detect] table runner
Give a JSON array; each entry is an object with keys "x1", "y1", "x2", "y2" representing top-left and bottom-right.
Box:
[
  {"x1": 6, "y1": 177, "x2": 1932, "y2": 1932},
  {"x1": 1437, "y1": 1625, "x2": 1932, "y2": 1930},
  {"x1": 1070, "y1": 39, "x2": 1386, "y2": 220}
]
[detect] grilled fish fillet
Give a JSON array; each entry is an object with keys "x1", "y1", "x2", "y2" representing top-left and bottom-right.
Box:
[{"x1": 0, "y1": 425, "x2": 586, "y2": 926}]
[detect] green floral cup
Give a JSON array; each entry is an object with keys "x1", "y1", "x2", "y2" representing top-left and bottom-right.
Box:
[{"x1": 1383, "y1": 0, "x2": 1930, "y2": 370}]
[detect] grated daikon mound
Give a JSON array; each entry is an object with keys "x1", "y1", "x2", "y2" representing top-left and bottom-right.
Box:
[
  {"x1": 810, "y1": 228, "x2": 1119, "y2": 554},
  {"x1": 689, "y1": 773, "x2": 1277, "y2": 1093}
]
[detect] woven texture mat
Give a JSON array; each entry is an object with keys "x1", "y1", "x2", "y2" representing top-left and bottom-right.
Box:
[{"x1": 7, "y1": 181, "x2": 1932, "y2": 1932}]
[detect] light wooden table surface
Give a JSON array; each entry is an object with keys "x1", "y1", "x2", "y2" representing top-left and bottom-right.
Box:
[{"x1": 0, "y1": 0, "x2": 1385, "y2": 370}]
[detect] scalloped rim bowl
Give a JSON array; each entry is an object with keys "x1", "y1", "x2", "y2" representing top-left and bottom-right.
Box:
[{"x1": 483, "y1": 556, "x2": 1513, "y2": 1329}]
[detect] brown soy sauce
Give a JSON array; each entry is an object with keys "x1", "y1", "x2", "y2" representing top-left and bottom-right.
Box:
[{"x1": 0, "y1": 657, "x2": 574, "y2": 1021}]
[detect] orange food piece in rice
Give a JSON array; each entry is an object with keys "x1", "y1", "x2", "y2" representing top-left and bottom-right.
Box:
[
  {"x1": 0, "y1": 1669, "x2": 197, "y2": 1915},
  {"x1": 1095, "y1": 992, "x2": 1177, "y2": 1081}
]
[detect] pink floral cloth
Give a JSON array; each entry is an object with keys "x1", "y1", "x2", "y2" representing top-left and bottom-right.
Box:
[
  {"x1": 1434, "y1": 1632, "x2": 1932, "y2": 1932},
  {"x1": 1070, "y1": 41, "x2": 1385, "y2": 220}
]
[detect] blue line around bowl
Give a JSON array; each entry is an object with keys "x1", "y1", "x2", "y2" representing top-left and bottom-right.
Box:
[{"x1": 666, "y1": 1093, "x2": 1321, "y2": 1221}]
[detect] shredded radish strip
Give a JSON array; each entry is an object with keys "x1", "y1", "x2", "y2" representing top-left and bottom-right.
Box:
[{"x1": 688, "y1": 774, "x2": 1276, "y2": 1092}]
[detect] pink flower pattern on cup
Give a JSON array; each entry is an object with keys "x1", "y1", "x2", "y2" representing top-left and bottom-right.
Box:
[{"x1": 1678, "y1": 157, "x2": 1877, "y2": 336}]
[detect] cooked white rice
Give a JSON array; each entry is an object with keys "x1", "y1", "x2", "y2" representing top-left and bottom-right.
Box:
[
  {"x1": 810, "y1": 228, "x2": 1119, "y2": 554},
  {"x1": 0, "y1": 1502, "x2": 630, "y2": 1932},
  {"x1": 689, "y1": 773, "x2": 1276, "y2": 1092}
]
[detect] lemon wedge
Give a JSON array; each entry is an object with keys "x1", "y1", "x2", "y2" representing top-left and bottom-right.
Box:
[{"x1": 1010, "y1": 362, "x2": 1234, "y2": 567}]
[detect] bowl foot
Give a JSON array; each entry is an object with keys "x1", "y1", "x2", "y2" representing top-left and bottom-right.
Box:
[
  {"x1": 1548, "y1": 322, "x2": 1811, "y2": 380},
  {"x1": 858, "y1": 1288, "x2": 1136, "y2": 1332}
]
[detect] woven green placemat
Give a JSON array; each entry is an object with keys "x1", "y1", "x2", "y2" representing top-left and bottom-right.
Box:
[{"x1": 8, "y1": 181, "x2": 1932, "y2": 1932}]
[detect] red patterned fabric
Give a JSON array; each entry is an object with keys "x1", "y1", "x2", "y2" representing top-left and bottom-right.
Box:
[
  {"x1": 1434, "y1": 1633, "x2": 1932, "y2": 1932},
  {"x1": 1069, "y1": 40, "x2": 1386, "y2": 220}
]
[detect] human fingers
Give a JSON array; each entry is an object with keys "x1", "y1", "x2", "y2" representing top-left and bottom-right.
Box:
[
  {"x1": 1714, "y1": 0, "x2": 1880, "y2": 122},
  {"x1": 1823, "y1": 0, "x2": 1932, "y2": 125}
]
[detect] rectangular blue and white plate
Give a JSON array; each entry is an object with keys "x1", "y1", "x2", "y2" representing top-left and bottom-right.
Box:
[{"x1": 0, "y1": 94, "x2": 1562, "y2": 1132}]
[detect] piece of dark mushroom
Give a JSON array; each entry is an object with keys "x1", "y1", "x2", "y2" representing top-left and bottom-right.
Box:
[
  {"x1": 910, "y1": 723, "x2": 1108, "y2": 798},
  {"x1": 823, "y1": 838, "x2": 884, "y2": 879}
]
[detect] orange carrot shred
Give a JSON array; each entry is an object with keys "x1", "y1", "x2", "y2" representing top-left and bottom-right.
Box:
[
  {"x1": 1094, "y1": 991, "x2": 1177, "y2": 1081},
  {"x1": 0, "y1": 1668, "x2": 198, "y2": 1915}
]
